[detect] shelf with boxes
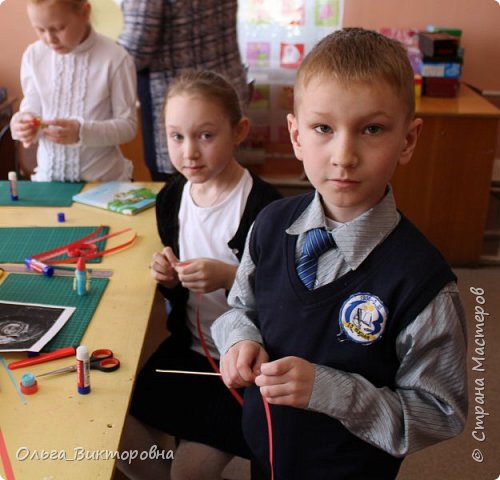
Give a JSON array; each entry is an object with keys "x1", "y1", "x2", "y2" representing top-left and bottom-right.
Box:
[
  {"x1": 418, "y1": 27, "x2": 463, "y2": 97},
  {"x1": 379, "y1": 26, "x2": 464, "y2": 98}
]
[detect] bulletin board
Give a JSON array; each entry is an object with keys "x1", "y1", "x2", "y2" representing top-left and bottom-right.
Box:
[{"x1": 237, "y1": 0, "x2": 344, "y2": 159}]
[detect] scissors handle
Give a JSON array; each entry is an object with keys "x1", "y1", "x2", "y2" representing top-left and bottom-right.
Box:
[
  {"x1": 90, "y1": 348, "x2": 113, "y2": 361},
  {"x1": 90, "y1": 349, "x2": 120, "y2": 372},
  {"x1": 91, "y1": 357, "x2": 120, "y2": 372}
]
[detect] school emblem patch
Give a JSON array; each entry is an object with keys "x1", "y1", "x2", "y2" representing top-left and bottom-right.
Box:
[{"x1": 339, "y1": 293, "x2": 388, "y2": 345}]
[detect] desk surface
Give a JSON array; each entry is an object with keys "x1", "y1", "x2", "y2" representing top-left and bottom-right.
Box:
[
  {"x1": 416, "y1": 84, "x2": 500, "y2": 117},
  {"x1": 0, "y1": 184, "x2": 163, "y2": 479}
]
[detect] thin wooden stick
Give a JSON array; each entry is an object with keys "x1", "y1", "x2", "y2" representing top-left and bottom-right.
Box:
[{"x1": 156, "y1": 369, "x2": 221, "y2": 376}]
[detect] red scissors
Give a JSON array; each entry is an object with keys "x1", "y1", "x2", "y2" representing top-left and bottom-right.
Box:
[{"x1": 37, "y1": 348, "x2": 120, "y2": 377}]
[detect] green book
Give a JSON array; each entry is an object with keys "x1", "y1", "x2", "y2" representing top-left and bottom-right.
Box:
[{"x1": 72, "y1": 182, "x2": 158, "y2": 215}]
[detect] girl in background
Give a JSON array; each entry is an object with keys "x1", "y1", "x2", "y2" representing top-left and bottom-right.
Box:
[
  {"x1": 118, "y1": 70, "x2": 281, "y2": 480},
  {"x1": 11, "y1": 0, "x2": 137, "y2": 182}
]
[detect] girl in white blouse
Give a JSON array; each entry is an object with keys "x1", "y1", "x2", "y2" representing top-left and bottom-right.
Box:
[{"x1": 11, "y1": 0, "x2": 137, "y2": 182}]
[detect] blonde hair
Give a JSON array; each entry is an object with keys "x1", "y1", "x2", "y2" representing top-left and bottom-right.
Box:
[
  {"x1": 164, "y1": 70, "x2": 244, "y2": 127},
  {"x1": 27, "y1": 0, "x2": 88, "y2": 12},
  {"x1": 295, "y1": 28, "x2": 416, "y2": 118}
]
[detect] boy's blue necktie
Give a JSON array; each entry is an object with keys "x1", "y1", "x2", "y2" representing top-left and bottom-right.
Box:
[{"x1": 296, "y1": 228, "x2": 336, "y2": 290}]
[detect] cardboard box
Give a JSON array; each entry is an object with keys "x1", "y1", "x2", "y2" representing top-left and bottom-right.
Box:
[
  {"x1": 418, "y1": 32, "x2": 459, "y2": 58},
  {"x1": 423, "y1": 78, "x2": 460, "y2": 97},
  {"x1": 421, "y1": 61, "x2": 462, "y2": 78}
]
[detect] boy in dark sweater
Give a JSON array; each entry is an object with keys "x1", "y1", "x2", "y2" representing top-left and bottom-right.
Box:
[{"x1": 212, "y1": 28, "x2": 467, "y2": 479}]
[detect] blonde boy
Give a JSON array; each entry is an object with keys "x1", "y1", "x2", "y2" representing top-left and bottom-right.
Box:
[{"x1": 212, "y1": 28, "x2": 467, "y2": 479}]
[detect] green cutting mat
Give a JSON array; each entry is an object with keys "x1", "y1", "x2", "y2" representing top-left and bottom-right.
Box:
[
  {"x1": 0, "y1": 226, "x2": 108, "y2": 264},
  {"x1": 0, "y1": 181, "x2": 84, "y2": 206},
  {"x1": 0, "y1": 273, "x2": 109, "y2": 352}
]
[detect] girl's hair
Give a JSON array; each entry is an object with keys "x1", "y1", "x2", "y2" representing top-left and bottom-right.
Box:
[
  {"x1": 295, "y1": 28, "x2": 416, "y2": 118},
  {"x1": 164, "y1": 70, "x2": 244, "y2": 127},
  {"x1": 27, "y1": 0, "x2": 88, "y2": 12}
]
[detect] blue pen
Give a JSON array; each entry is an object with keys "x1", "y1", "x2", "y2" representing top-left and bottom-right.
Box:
[{"x1": 24, "y1": 257, "x2": 54, "y2": 276}]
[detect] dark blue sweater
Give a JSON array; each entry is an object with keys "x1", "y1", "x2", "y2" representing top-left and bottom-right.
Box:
[{"x1": 245, "y1": 193, "x2": 456, "y2": 480}]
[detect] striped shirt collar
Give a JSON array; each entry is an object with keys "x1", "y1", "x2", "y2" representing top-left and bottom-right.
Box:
[{"x1": 286, "y1": 187, "x2": 400, "y2": 270}]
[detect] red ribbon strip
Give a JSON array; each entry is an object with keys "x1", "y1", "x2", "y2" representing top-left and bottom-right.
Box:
[
  {"x1": 196, "y1": 298, "x2": 274, "y2": 480},
  {"x1": 31, "y1": 226, "x2": 137, "y2": 264},
  {"x1": 0, "y1": 428, "x2": 16, "y2": 480}
]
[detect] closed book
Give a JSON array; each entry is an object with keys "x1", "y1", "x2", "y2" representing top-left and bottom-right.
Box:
[
  {"x1": 422, "y1": 61, "x2": 462, "y2": 78},
  {"x1": 418, "y1": 32, "x2": 459, "y2": 58},
  {"x1": 72, "y1": 182, "x2": 158, "y2": 215}
]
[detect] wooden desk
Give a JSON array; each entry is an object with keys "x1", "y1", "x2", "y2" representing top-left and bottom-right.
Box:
[
  {"x1": 252, "y1": 85, "x2": 500, "y2": 266},
  {"x1": 0, "y1": 185, "x2": 163, "y2": 480},
  {"x1": 393, "y1": 85, "x2": 499, "y2": 266}
]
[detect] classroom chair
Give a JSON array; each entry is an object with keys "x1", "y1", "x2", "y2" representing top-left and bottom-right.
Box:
[
  {"x1": 0, "y1": 124, "x2": 37, "y2": 180},
  {"x1": 0, "y1": 124, "x2": 17, "y2": 179}
]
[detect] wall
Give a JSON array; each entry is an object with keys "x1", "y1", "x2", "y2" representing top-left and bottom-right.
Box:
[
  {"x1": 1, "y1": 0, "x2": 499, "y2": 104},
  {"x1": 343, "y1": 0, "x2": 500, "y2": 92}
]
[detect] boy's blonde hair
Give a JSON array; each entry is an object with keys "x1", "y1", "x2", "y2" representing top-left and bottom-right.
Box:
[
  {"x1": 295, "y1": 28, "x2": 416, "y2": 118},
  {"x1": 164, "y1": 70, "x2": 244, "y2": 127},
  {"x1": 27, "y1": 0, "x2": 88, "y2": 12}
]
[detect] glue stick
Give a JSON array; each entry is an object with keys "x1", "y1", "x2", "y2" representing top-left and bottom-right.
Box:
[
  {"x1": 8, "y1": 171, "x2": 18, "y2": 201},
  {"x1": 74, "y1": 257, "x2": 89, "y2": 295},
  {"x1": 76, "y1": 345, "x2": 91, "y2": 394}
]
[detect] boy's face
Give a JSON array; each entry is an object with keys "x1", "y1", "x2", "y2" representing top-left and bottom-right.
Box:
[{"x1": 288, "y1": 76, "x2": 422, "y2": 223}]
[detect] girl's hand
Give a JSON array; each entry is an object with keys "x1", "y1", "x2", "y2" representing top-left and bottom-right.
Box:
[
  {"x1": 42, "y1": 118, "x2": 80, "y2": 145},
  {"x1": 255, "y1": 356, "x2": 315, "y2": 408},
  {"x1": 150, "y1": 246, "x2": 179, "y2": 289},
  {"x1": 12, "y1": 115, "x2": 39, "y2": 148},
  {"x1": 174, "y1": 258, "x2": 237, "y2": 293},
  {"x1": 220, "y1": 340, "x2": 269, "y2": 389}
]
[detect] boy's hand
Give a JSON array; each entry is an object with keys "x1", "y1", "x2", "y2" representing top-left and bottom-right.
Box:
[
  {"x1": 12, "y1": 115, "x2": 39, "y2": 148},
  {"x1": 220, "y1": 340, "x2": 269, "y2": 388},
  {"x1": 174, "y1": 258, "x2": 237, "y2": 293},
  {"x1": 150, "y1": 246, "x2": 179, "y2": 289},
  {"x1": 42, "y1": 118, "x2": 80, "y2": 145},
  {"x1": 256, "y1": 356, "x2": 315, "y2": 408}
]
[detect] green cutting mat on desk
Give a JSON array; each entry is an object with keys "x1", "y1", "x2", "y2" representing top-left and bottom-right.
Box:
[
  {"x1": 0, "y1": 226, "x2": 108, "y2": 263},
  {"x1": 0, "y1": 181, "x2": 84, "y2": 206},
  {"x1": 0, "y1": 273, "x2": 109, "y2": 352}
]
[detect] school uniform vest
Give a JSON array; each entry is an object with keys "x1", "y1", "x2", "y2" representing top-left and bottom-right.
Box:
[{"x1": 245, "y1": 193, "x2": 456, "y2": 480}]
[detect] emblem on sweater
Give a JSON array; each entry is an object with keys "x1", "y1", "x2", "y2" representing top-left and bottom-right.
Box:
[{"x1": 339, "y1": 293, "x2": 388, "y2": 344}]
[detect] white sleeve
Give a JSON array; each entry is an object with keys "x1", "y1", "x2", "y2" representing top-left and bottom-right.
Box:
[{"x1": 78, "y1": 53, "x2": 137, "y2": 147}]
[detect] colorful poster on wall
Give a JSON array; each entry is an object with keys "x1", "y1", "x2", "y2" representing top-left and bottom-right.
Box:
[
  {"x1": 280, "y1": 43, "x2": 305, "y2": 69},
  {"x1": 249, "y1": 84, "x2": 271, "y2": 111},
  {"x1": 244, "y1": 0, "x2": 275, "y2": 23},
  {"x1": 282, "y1": 0, "x2": 306, "y2": 26},
  {"x1": 247, "y1": 42, "x2": 272, "y2": 68},
  {"x1": 243, "y1": 0, "x2": 306, "y2": 26},
  {"x1": 237, "y1": 0, "x2": 344, "y2": 157},
  {"x1": 315, "y1": 0, "x2": 341, "y2": 27}
]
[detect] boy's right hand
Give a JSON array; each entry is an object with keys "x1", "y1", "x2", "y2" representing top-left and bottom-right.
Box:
[
  {"x1": 220, "y1": 340, "x2": 269, "y2": 388},
  {"x1": 12, "y1": 114, "x2": 40, "y2": 148},
  {"x1": 149, "y1": 246, "x2": 180, "y2": 289}
]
